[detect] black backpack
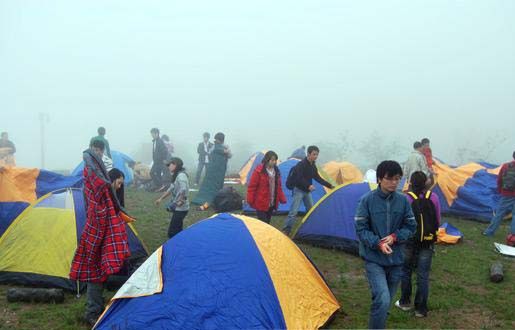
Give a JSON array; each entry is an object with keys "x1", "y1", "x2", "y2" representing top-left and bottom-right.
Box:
[
  {"x1": 501, "y1": 163, "x2": 515, "y2": 192},
  {"x1": 285, "y1": 164, "x2": 299, "y2": 190},
  {"x1": 407, "y1": 190, "x2": 438, "y2": 245}
]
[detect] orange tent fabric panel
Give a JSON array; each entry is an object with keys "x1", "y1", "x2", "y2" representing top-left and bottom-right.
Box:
[{"x1": 0, "y1": 167, "x2": 39, "y2": 202}]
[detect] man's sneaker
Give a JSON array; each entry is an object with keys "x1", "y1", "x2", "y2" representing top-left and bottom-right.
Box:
[
  {"x1": 395, "y1": 300, "x2": 412, "y2": 312},
  {"x1": 415, "y1": 310, "x2": 427, "y2": 318}
]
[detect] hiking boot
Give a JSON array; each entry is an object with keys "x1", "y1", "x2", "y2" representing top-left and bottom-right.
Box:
[
  {"x1": 415, "y1": 310, "x2": 427, "y2": 318},
  {"x1": 395, "y1": 300, "x2": 412, "y2": 312}
]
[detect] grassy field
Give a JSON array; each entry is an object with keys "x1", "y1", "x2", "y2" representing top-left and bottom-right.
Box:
[{"x1": 1, "y1": 186, "x2": 514, "y2": 329}]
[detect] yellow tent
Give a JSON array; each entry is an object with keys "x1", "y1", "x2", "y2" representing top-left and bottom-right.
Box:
[{"x1": 322, "y1": 161, "x2": 363, "y2": 186}]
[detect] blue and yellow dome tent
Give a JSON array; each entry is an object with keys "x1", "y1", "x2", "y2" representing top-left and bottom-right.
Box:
[
  {"x1": 292, "y1": 182, "x2": 377, "y2": 255},
  {"x1": 0, "y1": 167, "x2": 83, "y2": 237},
  {"x1": 0, "y1": 187, "x2": 148, "y2": 292},
  {"x1": 243, "y1": 158, "x2": 332, "y2": 214},
  {"x1": 238, "y1": 150, "x2": 270, "y2": 185},
  {"x1": 432, "y1": 160, "x2": 502, "y2": 221},
  {"x1": 72, "y1": 150, "x2": 135, "y2": 185},
  {"x1": 94, "y1": 213, "x2": 340, "y2": 330}
]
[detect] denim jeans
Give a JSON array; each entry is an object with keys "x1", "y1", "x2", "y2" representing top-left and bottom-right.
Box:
[
  {"x1": 365, "y1": 261, "x2": 402, "y2": 330},
  {"x1": 399, "y1": 242, "x2": 434, "y2": 314},
  {"x1": 282, "y1": 187, "x2": 313, "y2": 234},
  {"x1": 484, "y1": 196, "x2": 515, "y2": 236}
]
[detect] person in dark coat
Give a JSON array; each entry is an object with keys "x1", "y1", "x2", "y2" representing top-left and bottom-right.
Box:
[
  {"x1": 150, "y1": 128, "x2": 169, "y2": 191},
  {"x1": 246, "y1": 151, "x2": 287, "y2": 223},
  {"x1": 195, "y1": 132, "x2": 214, "y2": 185}
]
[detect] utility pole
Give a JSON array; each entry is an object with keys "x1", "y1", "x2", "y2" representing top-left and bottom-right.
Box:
[{"x1": 39, "y1": 112, "x2": 50, "y2": 169}]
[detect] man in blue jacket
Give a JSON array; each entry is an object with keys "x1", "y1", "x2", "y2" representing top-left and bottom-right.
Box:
[{"x1": 355, "y1": 160, "x2": 417, "y2": 329}]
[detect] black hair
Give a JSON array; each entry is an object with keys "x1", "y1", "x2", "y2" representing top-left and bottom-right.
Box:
[
  {"x1": 376, "y1": 160, "x2": 403, "y2": 182},
  {"x1": 421, "y1": 138, "x2": 430, "y2": 144},
  {"x1": 169, "y1": 157, "x2": 186, "y2": 182},
  {"x1": 150, "y1": 128, "x2": 160, "y2": 135},
  {"x1": 203, "y1": 132, "x2": 210, "y2": 138},
  {"x1": 97, "y1": 127, "x2": 106, "y2": 135},
  {"x1": 162, "y1": 134, "x2": 169, "y2": 142},
  {"x1": 307, "y1": 145, "x2": 319, "y2": 154},
  {"x1": 214, "y1": 132, "x2": 225, "y2": 143},
  {"x1": 413, "y1": 141, "x2": 422, "y2": 149},
  {"x1": 513, "y1": 150, "x2": 515, "y2": 160},
  {"x1": 90, "y1": 139, "x2": 105, "y2": 151},
  {"x1": 261, "y1": 151, "x2": 279, "y2": 170},
  {"x1": 409, "y1": 171, "x2": 427, "y2": 196},
  {"x1": 108, "y1": 168, "x2": 125, "y2": 207}
]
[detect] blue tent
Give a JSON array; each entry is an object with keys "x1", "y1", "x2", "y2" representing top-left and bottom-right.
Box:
[
  {"x1": 243, "y1": 158, "x2": 328, "y2": 214},
  {"x1": 94, "y1": 213, "x2": 339, "y2": 330},
  {"x1": 72, "y1": 150, "x2": 135, "y2": 184},
  {"x1": 293, "y1": 182, "x2": 377, "y2": 254}
]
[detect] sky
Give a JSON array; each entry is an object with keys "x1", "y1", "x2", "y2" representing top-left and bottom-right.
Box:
[{"x1": 1, "y1": 0, "x2": 514, "y2": 172}]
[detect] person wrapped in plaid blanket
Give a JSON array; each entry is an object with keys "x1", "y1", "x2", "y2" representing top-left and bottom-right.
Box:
[{"x1": 69, "y1": 140, "x2": 131, "y2": 326}]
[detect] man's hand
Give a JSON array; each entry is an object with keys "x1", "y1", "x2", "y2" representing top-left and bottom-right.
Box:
[
  {"x1": 154, "y1": 198, "x2": 162, "y2": 206},
  {"x1": 379, "y1": 242, "x2": 393, "y2": 255},
  {"x1": 381, "y1": 235, "x2": 395, "y2": 246},
  {"x1": 308, "y1": 185, "x2": 315, "y2": 191}
]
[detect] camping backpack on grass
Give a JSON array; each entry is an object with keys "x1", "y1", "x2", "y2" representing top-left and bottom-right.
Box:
[
  {"x1": 285, "y1": 163, "x2": 299, "y2": 190},
  {"x1": 407, "y1": 190, "x2": 438, "y2": 245},
  {"x1": 501, "y1": 163, "x2": 515, "y2": 192}
]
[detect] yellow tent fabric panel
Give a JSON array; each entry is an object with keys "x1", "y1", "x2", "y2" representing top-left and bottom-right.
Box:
[
  {"x1": 323, "y1": 161, "x2": 363, "y2": 186},
  {"x1": 0, "y1": 208, "x2": 77, "y2": 278},
  {"x1": 0, "y1": 167, "x2": 39, "y2": 202},
  {"x1": 236, "y1": 215, "x2": 340, "y2": 329},
  {"x1": 434, "y1": 162, "x2": 486, "y2": 207},
  {"x1": 239, "y1": 154, "x2": 258, "y2": 185}
]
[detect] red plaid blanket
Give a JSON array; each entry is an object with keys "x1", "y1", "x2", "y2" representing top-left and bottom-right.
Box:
[{"x1": 69, "y1": 156, "x2": 130, "y2": 283}]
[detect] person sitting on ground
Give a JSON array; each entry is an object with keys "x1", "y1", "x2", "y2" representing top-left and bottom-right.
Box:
[
  {"x1": 396, "y1": 171, "x2": 440, "y2": 318},
  {"x1": 355, "y1": 160, "x2": 417, "y2": 330},
  {"x1": 483, "y1": 150, "x2": 515, "y2": 237},
  {"x1": 282, "y1": 145, "x2": 334, "y2": 235},
  {"x1": 246, "y1": 151, "x2": 287, "y2": 224},
  {"x1": 155, "y1": 157, "x2": 190, "y2": 239}
]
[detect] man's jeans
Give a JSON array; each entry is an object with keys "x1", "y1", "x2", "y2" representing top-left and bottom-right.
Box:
[
  {"x1": 365, "y1": 261, "x2": 402, "y2": 330},
  {"x1": 399, "y1": 242, "x2": 434, "y2": 314},
  {"x1": 484, "y1": 196, "x2": 515, "y2": 236},
  {"x1": 195, "y1": 161, "x2": 208, "y2": 185},
  {"x1": 282, "y1": 187, "x2": 313, "y2": 234}
]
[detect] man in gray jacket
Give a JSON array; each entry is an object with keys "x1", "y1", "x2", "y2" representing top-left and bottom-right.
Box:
[{"x1": 403, "y1": 142, "x2": 430, "y2": 190}]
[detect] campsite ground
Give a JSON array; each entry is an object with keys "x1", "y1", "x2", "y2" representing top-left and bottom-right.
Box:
[{"x1": 1, "y1": 186, "x2": 514, "y2": 330}]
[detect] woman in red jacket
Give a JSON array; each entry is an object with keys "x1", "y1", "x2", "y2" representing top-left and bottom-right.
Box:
[{"x1": 247, "y1": 151, "x2": 287, "y2": 223}]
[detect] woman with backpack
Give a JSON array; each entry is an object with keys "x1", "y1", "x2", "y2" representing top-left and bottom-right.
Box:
[
  {"x1": 396, "y1": 171, "x2": 441, "y2": 318},
  {"x1": 246, "y1": 151, "x2": 287, "y2": 223},
  {"x1": 154, "y1": 157, "x2": 190, "y2": 239}
]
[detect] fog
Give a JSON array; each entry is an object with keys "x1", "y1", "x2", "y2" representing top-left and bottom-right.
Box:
[{"x1": 2, "y1": 0, "x2": 514, "y2": 174}]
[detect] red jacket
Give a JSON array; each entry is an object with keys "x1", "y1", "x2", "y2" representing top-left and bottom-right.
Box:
[
  {"x1": 247, "y1": 164, "x2": 287, "y2": 212},
  {"x1": 497, "y1": 161, "x2": 515, "y2": 197}
]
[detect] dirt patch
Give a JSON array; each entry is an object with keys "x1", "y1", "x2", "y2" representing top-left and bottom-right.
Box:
[
  {"x1": 0, "y1": 307, "x2": 19, "y2": 328},
  {"x1": 431, "y1": 307, "x2": 503, "y2": 329}
]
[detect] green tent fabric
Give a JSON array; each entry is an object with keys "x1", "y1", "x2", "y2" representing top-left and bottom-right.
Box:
[{"x1": 192, "y1": 144, "x2": 229, "y2": 205}]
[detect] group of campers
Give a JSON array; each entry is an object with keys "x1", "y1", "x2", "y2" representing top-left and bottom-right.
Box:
[{"x1": 15, "y1": 126, "x2": 511, "y2": 329}]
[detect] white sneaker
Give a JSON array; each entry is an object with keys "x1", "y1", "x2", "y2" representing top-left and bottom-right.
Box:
[{"x1": 395, "y1": 300, "x2": 412, "y2": 312}]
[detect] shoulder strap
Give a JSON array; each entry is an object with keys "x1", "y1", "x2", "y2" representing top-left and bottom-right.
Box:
[
  {"x1": 425, "y1": 190, "x2": 432, "y2": 199},
  {"x1": 407, "y1": 191, "x2": 418, "y2": 200}
]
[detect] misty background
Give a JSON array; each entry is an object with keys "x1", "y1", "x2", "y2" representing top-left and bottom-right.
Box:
[{"x1": 1, "y1": 1, "x2": 514, "y2": 174}]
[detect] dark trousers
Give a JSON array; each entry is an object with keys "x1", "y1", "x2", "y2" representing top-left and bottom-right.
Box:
[
  {"x1": 168, "y1": 210, "x2": 189, "y2": 238},
  {"x1": 150, "y1": 163, "x2": 167, "y2": 188},
  {"x1": 256, "y1": 207, "x2": 274, "y2": 224},
  {"x1": 85, "y1": 282, "x2": 104, "y2": 322},
  {"x1": 195, "y1": 161, "x2": 208, "y2": 185},
  {"x1": 399, "y1": 242, "x2": 434, "y2": 314}
]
